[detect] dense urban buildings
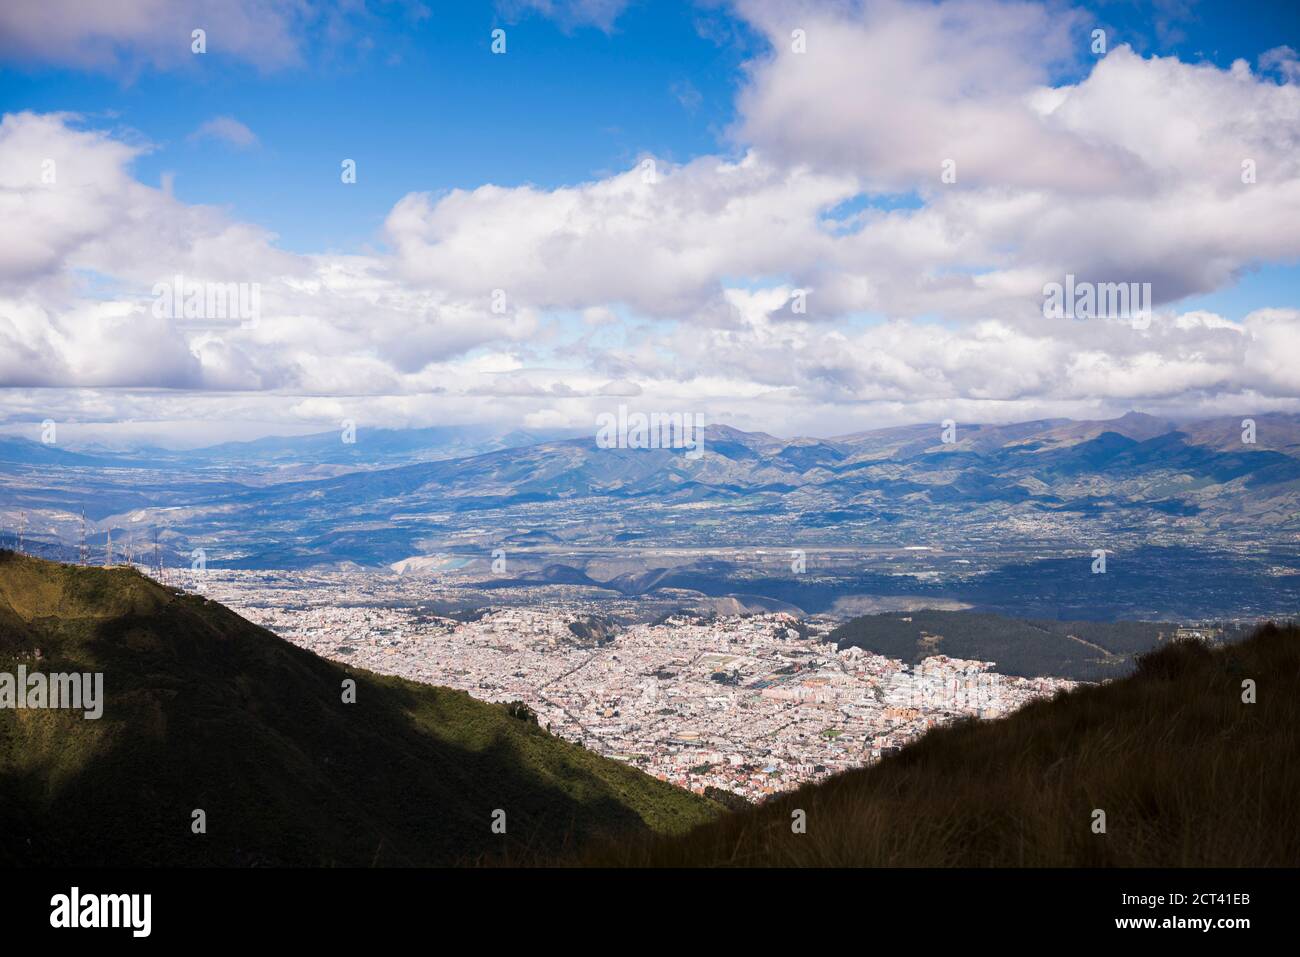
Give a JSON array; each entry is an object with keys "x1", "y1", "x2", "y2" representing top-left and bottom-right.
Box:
[{"x1": 185, "y1": 568, "x2": 1075, "y2": 801}]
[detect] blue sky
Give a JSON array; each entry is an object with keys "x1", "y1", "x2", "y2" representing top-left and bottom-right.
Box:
[
  {"x1": 2, "y1": 0, "x2": 1294, "y2": 254},
  {"x1": 1, "y1": 0, "x2": 1299, "y2": 444},
  {"x1": 1, "y1": 2, "x2": 758, "y2": 252}
]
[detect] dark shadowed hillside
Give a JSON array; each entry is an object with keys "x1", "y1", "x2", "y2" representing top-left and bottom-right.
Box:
[
  {"x1": 828, "y1": 610, "x2": 1172, "y2": 681},
  {"x1": 580, "y1": 622, "x2": 1300, "y2": 867},
  {"x1": 0, "y1": 552, "x2": 717, "y2": 866}
]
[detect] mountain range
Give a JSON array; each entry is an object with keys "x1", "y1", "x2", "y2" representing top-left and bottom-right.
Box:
[{"x1": 2, "y1": 411, "x2": 1298, "y2": 620}]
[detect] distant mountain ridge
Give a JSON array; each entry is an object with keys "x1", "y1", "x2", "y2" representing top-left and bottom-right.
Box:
[
  {"x1": 0, "y1": 424, "x2": 585, "y2": 470},
  {"x1": 4, "y1": 411, "x2": 1300, "y2": 573},
  {"x1": 6, "y1": 410, "x2": 1297, "y2": 464}
]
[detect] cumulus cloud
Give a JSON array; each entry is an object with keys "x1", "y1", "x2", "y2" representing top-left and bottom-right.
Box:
[
  {"x1": 4, "y1": 0, "x2": 1300, "y2": 441},
  {"x1": 733, "y1": 0, "x2": 1136, "y2": 193},
  {"x1": 0, "y1": 0, "x2": 310, "y2": 72},
  {"x1": 383, "y1": 152, "x2": 854, "y2": 319},
  {"x1": 0, "y1": 112, "x2": 534, "y2": 396},
  {"x1": 378, "y1": 4, "x2": 1300, "y2": 326},
  {"x1": 726, "y1": 0, "x2": 1300, "y2": 317}
]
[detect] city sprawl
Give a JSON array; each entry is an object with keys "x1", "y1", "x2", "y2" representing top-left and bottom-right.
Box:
[{"x1": 184, "y1": 569, "x2": 1075, "y2": 801}]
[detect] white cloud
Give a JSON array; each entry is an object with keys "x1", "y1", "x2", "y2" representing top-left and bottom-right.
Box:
[
  {"x1": 726, "y1": 1, "x2": 1300, "y2": 318},
  {"x1": 189, "y1": 116, "x2": 259, "y2": 149},
  {"x1": 4, "y1": 0, "x2": 1300, "y2": 441},
  {"x1": 383, "y1": 152, "x2": 854, "y2": 319},
  {"x1": 0, "y1": 0, "x2": 309, "y2": 72},
  {"x1": 0, "y1": 112, "x2": 534, "y2": 396},
  {"x1": 733, "y1": 0, "x2": 1140, "y2": 193},
  {"x1": 1260, "y1": 45, "x2": 1300, "y2": 83}
]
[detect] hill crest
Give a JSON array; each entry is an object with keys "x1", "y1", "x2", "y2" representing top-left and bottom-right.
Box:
[{"x1": 0, "y1": 551, "x2": 718, "y2": 866}]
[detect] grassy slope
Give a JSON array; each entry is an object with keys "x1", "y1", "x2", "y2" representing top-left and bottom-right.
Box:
[
  {"x1": 0, "y1": 552, "x2": 717, "y2": 866},
  {"x1": 581, "y1": 622, "x2": 1300, "y2": 866}
]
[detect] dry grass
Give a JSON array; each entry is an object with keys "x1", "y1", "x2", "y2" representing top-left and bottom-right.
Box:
[{"x1": 579, "y1": 623, "x2": 1300, "y2": 867}]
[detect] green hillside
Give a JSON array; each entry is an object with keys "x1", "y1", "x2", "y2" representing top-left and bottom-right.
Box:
[
  {"x1": 582, "y1": 621, "x2": 1300, "y2": 866},
  {"x1": 828, "y1": 609, "x2": 1172, "y2": 681},
  {"x1": 0, "y1": 551, "x2": 717, "y2": 866}
]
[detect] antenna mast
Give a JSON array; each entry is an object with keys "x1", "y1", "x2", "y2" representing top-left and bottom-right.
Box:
[{"x1": 152, "y1": 530, "x2": 164, "y2": 584}]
